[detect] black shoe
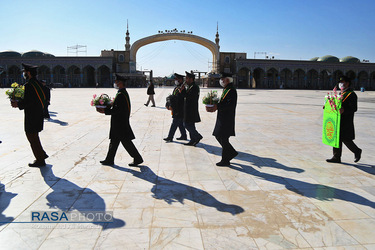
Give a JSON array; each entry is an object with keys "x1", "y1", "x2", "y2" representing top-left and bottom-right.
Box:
[
  {"x1": 176, "y1": 136, "x2": 187, "y2": 140},
  {"x1": 100, "y1": 160, "x2": 114, "y2": 166},
  {"x1": 144, "y1": 104, "x2": 148, "y2": 107},
  {"x1": 44, "y1": 153, "x2": 49, "y2": 159},
  {"x1": 184, "y1": 141, "x2": 195, "y2": 146},
  {"x1": 229, "y1": 151, "x2": 238, "y2": 161},
  {"x1": 354, "y1": 149, "x2": 362, "y2": 163},
  {"x1": 192, "y1": 136, "x2": 203, "y2": 146},
  {"x1": 151, "y1": 105, "x2": 155, "y2": 107},
  {"x1": 29, "y1": 160, "x2": 46, "y2": 168},
  {"x1": 216, "y1": 161, "x2": 230, "y2": 166},
  {"x1": 129, "y1": 158, "x2": 143, "y2": 167},
  {"x1": 163, "y1": 137, "x2": 173, "y2": 142},
  {"x1": 326, "y1": 158, "x2": 341, "y2": 163}
]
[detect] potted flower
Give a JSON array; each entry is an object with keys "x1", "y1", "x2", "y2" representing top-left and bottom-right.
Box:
[
  {"x1": 91, "y1": 94, "x2": 113, "y2": 109},
  {"x1": 6, "y1": 82, "x2": 25, "y2": 103},
  {"x1": 202, "y1": 90, "x2": 219, "y2": 107}
]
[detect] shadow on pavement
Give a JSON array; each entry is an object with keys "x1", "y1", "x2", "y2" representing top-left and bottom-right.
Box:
[
  {"x1": 200, "y1": 143, "x2": 375, "y2": 208},
  {"x1": 40, "y1": 165, "x2": 125, "y2": 229},
  {"x1": 341, "y1": 162, "x2": 375, "y2": 175},
  {"x1": 111, "y1": 165, "x2": 244, "y2": 215},
  {"x1": 198, "y1": 142, "x2": 304, "y2": 173},
  {"x1": 0, "y1": 182, "x2": 17, "y2": 225}
]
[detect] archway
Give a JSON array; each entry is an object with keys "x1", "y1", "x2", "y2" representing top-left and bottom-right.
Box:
[
  {"x1": 53, "y1": 65, "x2": 66, "y2": 86},
  {"x1": 307, "y1": 69, "x2": 318, "y2": 89},
  {"x1": 267, "y1": 68, "x2": 278, "y2": 88},
  {"x1": 280, "y1": 68, "x2": 292, "y2": 89},
  {"x1": 98, "y1": 65, "x2": 111, "y2": 87},
  {"x1": 293, "y1": 69, "x2": 305, "y2": 89},
  {"x1": 319, "y1": 70, "x2": 330, "y2": 90},
  {"x1": 83, "y1": 65, "x2": 95, "y2": 87},
  {"x1": 370, "y1": 72, "x2": 375, "y2": 90},
  {"x1": 253, "y1": 68, "x2": 265, "y2": 88},
  {"x1": 130, "y1": 33, "x2": 219, "y2": 73},
  {"x1": 346, "y1": 70, "x2": 357, "y2": 89},
  {"x1": 38, "y1": 65, "x2": 51, "y2": 83},
  {"x1": 67, "y1": 66, "x2": 81, "y2": 87},
  {"x1": 358, "y1": 71, "x2": 368, "y2": 90},
  {"x1": 237, "y1": 67, "x2": 250, "y2": 88},
  {"x1": 8, "y1": 65, "x2": 22, "y2": 86}
]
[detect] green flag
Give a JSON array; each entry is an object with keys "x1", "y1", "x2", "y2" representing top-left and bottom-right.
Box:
[{"x1": 322, "y1": 98, "x2": 341, "y2": 148}]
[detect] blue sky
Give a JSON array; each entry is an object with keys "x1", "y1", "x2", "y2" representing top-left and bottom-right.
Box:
[{"x1": 1, "y1": 0, "x2": 374, "y2": 76}]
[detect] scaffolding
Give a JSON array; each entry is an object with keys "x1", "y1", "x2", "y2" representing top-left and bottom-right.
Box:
[{"x1": 67, "y1": 45, "x2": 87, "y2": 56}]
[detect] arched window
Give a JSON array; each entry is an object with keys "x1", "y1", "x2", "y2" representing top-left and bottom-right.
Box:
[
  {"x1": 225, "y1": 56, "x2": 230, "y2": 64},
  {"x1": 118, "y1": 54, "x2": 124, "y2": 62}
]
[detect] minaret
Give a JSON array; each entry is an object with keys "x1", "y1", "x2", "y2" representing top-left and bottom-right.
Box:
[
  {"x1": 125, "y1": 20, "x2": 130, "y2": 51},
  {"x1": 215, "y1": 22, "x2": 220, "y2": 50}
]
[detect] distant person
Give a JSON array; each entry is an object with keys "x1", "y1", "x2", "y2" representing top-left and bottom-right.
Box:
[
  {"x1": 11, "y1": 63, "x2": 48, "y2": 167},
  {"x1": 163, "y1": 73, "x2": 187, "y2": 142},
  {"x1": 183, "y1": 71, "x2": 202, "y2": 146},
  {"x1": 206, "y1": 72, "x2": 238, "y2": 166},
  {"x1": 326, "y1": 76, "x2": 362, "y2": 163},
  {"x1": 97, "y1": 74, "x2": 143, "y2": 167},
  {"x1": 41, "y1": 80, "x2": 51, "y2": 119},
  {"x1": 144, "y1": 80, "x2": 155, "y2": 107}
]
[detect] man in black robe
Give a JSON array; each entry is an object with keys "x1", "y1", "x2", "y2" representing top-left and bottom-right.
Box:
[
  {"x1": 98, "y1": 74, "x2": 143, "y2": 166},
  {"x1": 183, "y1": 71, "x2": 203, "y2": 146},
  {"x1": 327, "y1": 76, "x2": 362, "y2": 163},
  {"x1": 11, "y1": 63, "x2": 48, "y2": 167},
  {"x1": 206, "y1": 72, "x2": 238, "y2": 166},
  {"x1": 164, "y1": 73, "x2": 187, "y2": 142}
]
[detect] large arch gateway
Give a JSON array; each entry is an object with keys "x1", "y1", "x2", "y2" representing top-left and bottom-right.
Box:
[{"x1": 129, "y1": 33, "x2": 220, "y2": 73}]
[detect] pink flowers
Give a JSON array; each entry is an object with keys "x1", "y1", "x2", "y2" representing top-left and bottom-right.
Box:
[
  {"x1": 91, "y1": 93, "x2": 112, "y2": 107},
  {"x1": 325, "y1": 87, "x2": 342, "y2": 112}
]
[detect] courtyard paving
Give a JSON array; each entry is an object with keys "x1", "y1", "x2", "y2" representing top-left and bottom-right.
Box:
[{"x1": 0, "y1": 87, "x2": 375, "y2": 249}]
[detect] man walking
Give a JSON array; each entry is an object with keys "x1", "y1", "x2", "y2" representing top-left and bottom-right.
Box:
[
  {"x1": 11, "y1": 63, "x2": 48, "y2": 167},
  {"x1": 183, "y1": 71, "x2": 203, "y2": 146},
  {"x1": 206, "y1": 72, "x2": 238, "y2": 166},
  {"x1": 326, "y1": 76, "x2": 362, "y2": 163},
  {"x1": 98, "y1": 74, "x2": 143, "y2": 166},
  {"x1": 164, "y1": 73, "x2": 187, "y2": 142}
]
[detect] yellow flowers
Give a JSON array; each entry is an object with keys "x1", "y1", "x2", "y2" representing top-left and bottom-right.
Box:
[{"x1": 6, "y1": 82, "x2": 25, "y2": 100}]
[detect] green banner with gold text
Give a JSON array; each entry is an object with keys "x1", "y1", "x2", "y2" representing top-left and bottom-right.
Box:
[{"x1": 322, "y1": 99, "x2": 341, "y2": 148}]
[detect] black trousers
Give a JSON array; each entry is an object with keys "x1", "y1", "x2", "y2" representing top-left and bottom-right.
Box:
[
  {"x1": 26, "y1": 132, "x2": 46, "y2": 161},
  {"x1": 105, "y1": 138, "x2": 142, "y2": 162},
  {"x1": 215, "y1": 136, "x2": 237, "y2": 162},
  {"x1": 333, "y1": 139, "x2": 361, "y2": 159}
]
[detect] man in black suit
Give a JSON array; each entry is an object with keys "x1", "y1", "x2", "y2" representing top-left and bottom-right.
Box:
[
  {"x1": 98, "y1": 74, "x2": 143, "y2": 166},
  {"x1": 164, "y1": 73, "x2": 187, "y2": 142},
  {"x1": 11, "y1": 63, "x2": 48, "y2": 167},
  {"x1": 183, "y1": 71, "x2": 203, "y2": 146},
  {"x1": 327, "y1": 76, "x2": 362, "y2": 163},
  {"x1": 206, "y1": 72, "x2": 238, "y2": 166}
]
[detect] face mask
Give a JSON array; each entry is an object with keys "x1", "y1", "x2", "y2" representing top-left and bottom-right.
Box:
[
  {"x1": 339, "y1": 82, "x2": 344, "y2": 90},
  {"x1": 113, "y1": 83, "x2": 119, "y2": 89},
  {"x1": 23, "y1": 72, "x2": 28, "y2": 80},
  {"x1": 219, "y1": 79, "x2": 225, "y2": 87},
  {"x1": 175, "y1": 80, "x2": 179, "y2": 86}
]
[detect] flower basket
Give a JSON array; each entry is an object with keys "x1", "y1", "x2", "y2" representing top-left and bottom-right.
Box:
[
  {"x1": 6, "y1": 82, "x2": 25, "y2": 102},
  {"x1": 91, "y1": 93, "x2": 113, "y2": 108},
  {"x1": 202, "y1": 90, "x2": 219, "y2": 106}
]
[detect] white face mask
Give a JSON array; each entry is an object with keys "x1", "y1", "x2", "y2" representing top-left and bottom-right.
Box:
[
  {"x1": 113, "y1": 83, "x2": 119, "y2": 89},
  {"x1": 23, "y1": 72, "x2": 28, "y2": 80},
  {"x1": 219, "y1": 79, "x2": 225, "y2": 87},
  {"x1": 175, "y1": 80, "x2": 179, "y2": 86},
  {"x1": 339, "y1": 82, "x2": 344, "y2": 90}
]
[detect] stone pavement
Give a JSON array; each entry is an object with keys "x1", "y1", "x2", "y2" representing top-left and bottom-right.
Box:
[{"x1": 0, "y1": 87, "x2": 375, "y2": 249}]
